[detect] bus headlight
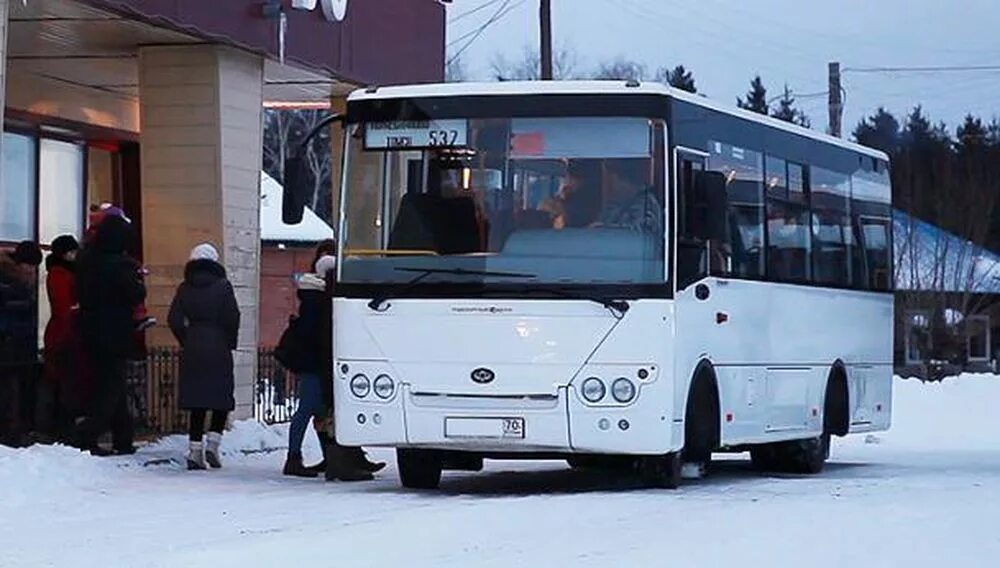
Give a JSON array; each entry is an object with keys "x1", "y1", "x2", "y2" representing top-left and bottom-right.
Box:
[
  {"x1": 612, "y1": 378, "x2": 637, "y2": 403},
  {"x1": 350, "y1": 374, "x2": 371, "y2": 398},
  {"x1": 373, "y1": 374, "x2": 395, "y2": 399},
  {"x1": 581, "y1": 377, "x2": 606, "y2": 403}
]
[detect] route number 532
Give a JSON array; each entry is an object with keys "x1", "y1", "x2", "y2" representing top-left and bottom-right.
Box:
[{"x1": 428, "y1": 130, "x2": 460, "y2": 146}]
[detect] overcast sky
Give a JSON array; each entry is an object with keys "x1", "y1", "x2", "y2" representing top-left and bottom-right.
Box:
[{"x1": 446, "y1": 0, "x2": 1000, "y2": 136}]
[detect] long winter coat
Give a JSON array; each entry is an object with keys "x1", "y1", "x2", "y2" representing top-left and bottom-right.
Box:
[
  {"x1": 43, "y1": 257, "x2": 76, "y2": 354},
  {"x1": 76, "y1": 216, "x2": 146, "y2": 358},
  {"x1": 168, "y1": 259, "x2": 240, "y2": 411}
]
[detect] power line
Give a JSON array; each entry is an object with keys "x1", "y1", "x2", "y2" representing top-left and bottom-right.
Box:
[
  {"x1": 844, "y1": 64, "x2": 1000, "y2": 74},
  {"x1": 449, "y1": 0, "x2": 505, "y2": 24},
  {"x1": 447, "y1": 0, "x2": 523, "y2": 66}
]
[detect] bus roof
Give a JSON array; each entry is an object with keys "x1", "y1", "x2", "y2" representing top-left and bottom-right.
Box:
[{"x1": 348, "y1": 80, "x2": 890, "y2": 162}]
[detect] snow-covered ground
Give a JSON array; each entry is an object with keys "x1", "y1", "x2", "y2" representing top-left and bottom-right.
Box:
[{"x1": 3, "y1": 375, "x2": 1000, "y2": 568}]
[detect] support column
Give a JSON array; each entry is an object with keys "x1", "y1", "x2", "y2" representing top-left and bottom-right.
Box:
[
  {"x1": 139, "y1": 45, "x2": 264, "y2": 420},
  {"x1": 0, "y1": 0, "x2": 9, "y2": 182}
]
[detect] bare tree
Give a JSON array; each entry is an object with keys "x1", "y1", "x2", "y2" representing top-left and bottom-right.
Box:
[
  {"x1": 593, "y1": 57, "x2": 646, "y2": 81},
  {"x1": 490, "y1": 45, "x2": 579, "y2": 81},
  {"x1": 446, "y1": 56, "x2": 469, "y2": 83}
]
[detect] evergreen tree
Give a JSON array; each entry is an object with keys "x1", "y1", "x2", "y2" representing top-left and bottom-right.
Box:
[
  {"x1": 853, "y1": 107, "x2": 901, "y2": 154},
  {"x1": 956, "y1": 114, "x2": 988, "y2": 155},
  {"x1": 656, "y1": 65, "x2": 696, "y2": 93},
  {"x1": 770, "y1": 85, "x2": 811, "y2": 128},
  {"x1": 737, "y1": 76, "x2": 768, "y2": 115}
]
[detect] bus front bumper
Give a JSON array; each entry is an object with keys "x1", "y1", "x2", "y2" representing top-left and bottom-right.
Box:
[{"x1": 335, "y1": 385, "x2": 679, "y2": 455}]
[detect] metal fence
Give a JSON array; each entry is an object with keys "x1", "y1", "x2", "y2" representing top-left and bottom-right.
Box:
[{"x1": 126, "y1": 347, "x2": 300, "y2": 435}]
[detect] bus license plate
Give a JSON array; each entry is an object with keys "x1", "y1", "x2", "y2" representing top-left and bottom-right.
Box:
[{"x1": 445, "y1": 417, "x2": 525, "y2": 439}]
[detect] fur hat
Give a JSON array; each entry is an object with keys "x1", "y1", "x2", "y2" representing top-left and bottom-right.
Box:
[
  {"x1": 315, "y1": 255, "x2": 337, "y2": 277},
  {"x1": 189, "y1": 243, "x2": 220, "y2": 263}
]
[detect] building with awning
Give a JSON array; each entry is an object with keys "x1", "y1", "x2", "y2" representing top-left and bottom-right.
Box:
[{"x1": 0, "y1": 0, "x2": 445, "y2": 418}]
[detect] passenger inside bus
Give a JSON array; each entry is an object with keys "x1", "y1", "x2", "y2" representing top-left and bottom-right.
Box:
[{"x1": 594, "y1": 159, "x2": 663, "y2": 237}]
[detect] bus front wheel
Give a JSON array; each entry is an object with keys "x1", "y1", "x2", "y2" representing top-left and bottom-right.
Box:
[
  {"x1": 638, "y1": 452, "x2": 682, "y2": 489},
  {"x1": 397, "y1": 449, "x2": 443, "y2": 490}
]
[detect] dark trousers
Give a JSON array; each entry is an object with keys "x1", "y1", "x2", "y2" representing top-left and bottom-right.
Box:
[
  {"x1": 78, "y1": 354, "x2": 133, "y2": 452},
  {"x1": 188, "y1": 409, "x2": 228, "y2": 442}
]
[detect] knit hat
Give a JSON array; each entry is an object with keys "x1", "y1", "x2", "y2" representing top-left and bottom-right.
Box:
[
  {"x1": 12, "y1": 241, "x2": 42, "y2": 266},
  {"x1": 315, "y1": 254, "x2": 337, "y2": 277},
  {"x1": 50, "y1": 235, "x2": 80, "y2": 259},
  {"x1": 189, "y1": 243, "x2": 220, "y2": 263}
]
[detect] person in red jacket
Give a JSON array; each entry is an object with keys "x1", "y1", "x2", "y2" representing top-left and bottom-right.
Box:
[{"x1": 39, "y1": 235, "x2": 80, "y2": 440}]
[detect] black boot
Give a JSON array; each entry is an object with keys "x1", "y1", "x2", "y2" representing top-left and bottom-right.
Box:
[
  {"x1": 283, "y1": 451, "x2": 319, "y2": 478},
  {"x1": 324, "y1": 442, "x2": 374, "y2": 482},
  {"x1": 348, "y1": 446, "x2": 386, "y2": 473},
  {"x1": 306, "y1": 432, "x2": 329, "y2": 473}
]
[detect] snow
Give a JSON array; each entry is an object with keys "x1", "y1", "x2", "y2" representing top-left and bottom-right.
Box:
[
  {"x1": 3, "y1": 375, "x2": 1000, "y2": 567},
  {"x1": 259, "y1": 171, "x2": 335, "y2": 243}
]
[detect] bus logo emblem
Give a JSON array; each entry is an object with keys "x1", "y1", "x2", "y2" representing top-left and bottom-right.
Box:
[{"x1": 471, "y1": 368, "x2": 495, "y2": 384}]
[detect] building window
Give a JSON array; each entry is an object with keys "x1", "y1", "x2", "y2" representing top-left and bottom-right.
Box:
[
  {"x1": 967, "y1": 315, "x2": 990, "y2": 362},
  {"x1": 1, "y1": 132, "x2": 37, "y2": 242},
  {"x1": 905, "y1": 310, "x2": 932, "y2": 365},
  {"x1": 39, "y1": 138, "x2": 85, "y2": 244},
  {"x1": 709, "y1": 141, "x2": 764, "y2": 278}
]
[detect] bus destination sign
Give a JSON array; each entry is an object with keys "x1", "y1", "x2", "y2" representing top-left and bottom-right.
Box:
[{"x1": 365, "y1": 120, "x2": 469, "y2": 150}]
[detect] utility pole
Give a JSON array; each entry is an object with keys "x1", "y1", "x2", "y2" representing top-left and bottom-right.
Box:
[
  {"x1": 540, "y1": 0, "x2": 553, "y2": 80},
  {"x1": 828, "y1": 61, "x2": 843, "y2": 138}
]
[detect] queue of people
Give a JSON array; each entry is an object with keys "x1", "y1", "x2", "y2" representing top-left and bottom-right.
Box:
[
  {"x1": 0, "y1": 204, "x2": 148, "y2": 453},
  {"x1": 2, "y1": 209, "x2": 383, "y2": 483}
]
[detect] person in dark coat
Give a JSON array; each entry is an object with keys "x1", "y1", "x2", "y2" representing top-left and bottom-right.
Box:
[
  {"x1": 39, "y1": 235, "x2": 80, "y2": 439},
  {"x1": 0, "y1": 241, "x2": 43, "y2": 447},
  {"x1": 74, "y1": 216, "x2": 145, "y2": 455},
  {"x1": 168, "y1": 243, "x2": 240, "y2": 470},
  {"x1": 282, "y1": 253, "x2": 384, "y2": 481}
]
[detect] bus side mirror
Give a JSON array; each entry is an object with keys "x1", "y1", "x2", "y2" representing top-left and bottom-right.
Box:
[
  {"x1": 281, "y1": 113, "x2": 346, "y2": 225},
  {"x1": 282, "y1": 155, "x2": 307, "y2": 225},
  {"x1": 697, "y1": 170, "x2": 728, "y2": 242}
]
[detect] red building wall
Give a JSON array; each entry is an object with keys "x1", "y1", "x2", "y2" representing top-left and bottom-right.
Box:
[{"x1": 259, "y1": 245, "x2": 317, "y2": 347}]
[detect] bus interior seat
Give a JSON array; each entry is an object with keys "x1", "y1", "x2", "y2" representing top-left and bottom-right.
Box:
[{"x1": 388, "y1": 193, "x2": 436, "y2": 251}]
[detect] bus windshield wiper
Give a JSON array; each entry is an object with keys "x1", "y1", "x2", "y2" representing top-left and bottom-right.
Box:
[
  {"x1": 482, "y1": 286, "x2": 631, "y2": 318},
  {"x1": 367, "y1": 267, "x2": 537, "y2": 311},
  {"x1": 534, "y1": 288, "x2": 631, "y2": 317}
]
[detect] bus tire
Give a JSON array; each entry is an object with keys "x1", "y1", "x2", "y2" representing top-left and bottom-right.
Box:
[
  {"x1": 683, "y1": 365, "x2": 720, "y2": 473},
  {"x1": 753, "y1": 435, "x2": 829, "y2": 474},
  {"x1": 638, "y1": 452, "x2": 682, "y2": 489},
  {"x1": 397, "y1": 449, "x2": 443, "y2": 490}
]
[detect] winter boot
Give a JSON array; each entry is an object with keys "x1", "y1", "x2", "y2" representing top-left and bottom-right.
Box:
[
  {"x1": 305, "y1": 432, "x2": 330, "y2": 474},
  {"x1": 324, "y1": 443, "x2": 374, "y2": 482},
  {"x1": 205, "y1": 432, "x2": 223, "y2": 469},
  {"x1": 283, "y1": 451, "x2": 319, "y2": 478},
  {"x1": 348, "y1": 446, "x2": 386, "y2": 473},
  {"x1": 187, "y1": 441, "x2": 207, "y2": 471}
]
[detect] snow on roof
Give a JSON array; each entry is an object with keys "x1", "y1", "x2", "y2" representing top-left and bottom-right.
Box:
[
  {"x1": 259, "y1": 171, "x2": 334, "y2": 244},
  {"x1": 348, "y1": 80, "x2": 888, "y2": 162},
  {"x1": 894, "y1": 210, "x2": 1000, "y2": 294}
]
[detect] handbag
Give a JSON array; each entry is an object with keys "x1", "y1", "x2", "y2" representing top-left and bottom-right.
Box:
[{"x1": 274, "y1": 315, "x2": 309, "y2": 373}]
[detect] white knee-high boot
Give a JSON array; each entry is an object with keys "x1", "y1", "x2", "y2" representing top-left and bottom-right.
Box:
[
  {"x1": 187, "y1": 441, "x2": 206, "y2": 470},
  {"x1": 205, "y1": 432, "x2": 223, "y2": 469}
]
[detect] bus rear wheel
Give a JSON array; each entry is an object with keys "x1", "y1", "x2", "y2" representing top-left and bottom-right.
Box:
[
  {"x1": 397, "y1": 449, "x2": 443, "y2": 490},
  {"x1": 750, "y1": 434, "x2": 830, "y2": 475}
]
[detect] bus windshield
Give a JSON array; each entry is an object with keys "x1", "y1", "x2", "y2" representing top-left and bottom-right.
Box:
[{"x1": 339, "y1": 116, "x2": 666, "y2": 287}]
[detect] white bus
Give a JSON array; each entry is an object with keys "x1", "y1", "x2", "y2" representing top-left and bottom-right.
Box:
[{"x1": 283, "y1": 81, "x2": 894, "y2": 489}]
